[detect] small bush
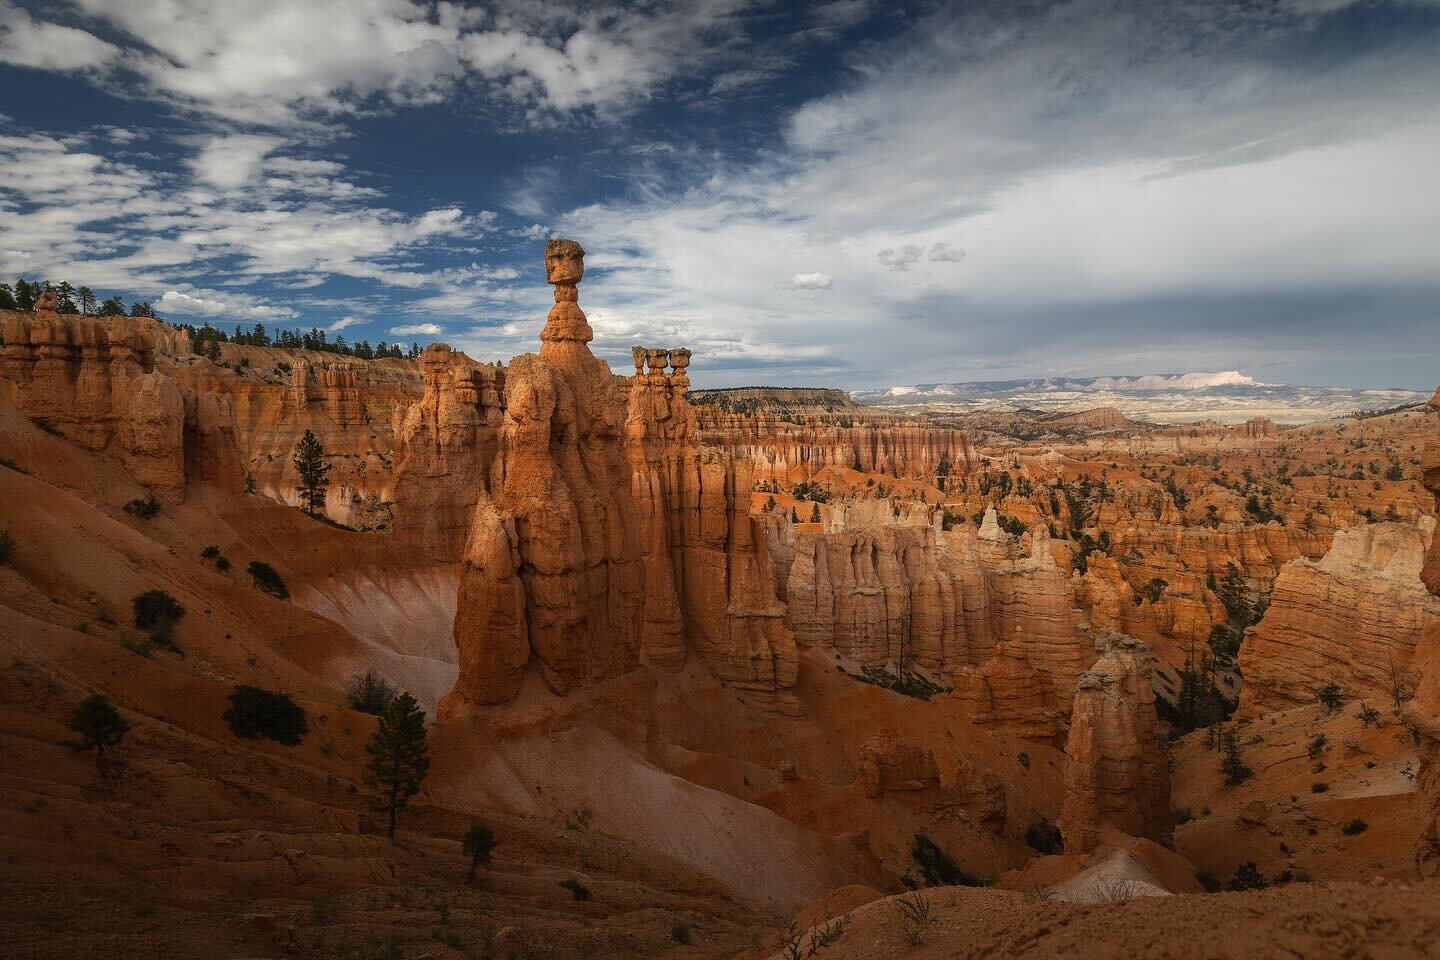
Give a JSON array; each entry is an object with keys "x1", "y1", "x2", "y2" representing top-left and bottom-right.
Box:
[
  {"x1": 223, "y1": 685, "x2": 307, "y2": 745},
  {"x1": 1308, "y1": 734, "x2": 1327, "y2": 759},
  {"x1": 1024, "y1": 820, "x2": 1064, "y2": 855},
  {"x1": 0, "y1": 526, "x2": 13, "y2": 564},
  {"x1": 1311, "y1": 781, "x2": 1329, "y2": 793},
  {"x1": 1226, "y1": 862, "x2": 1268, "y2": 891},
  {"x1": 889, "y1": 891, "x2": 933, "y2": 947},
  {"x1": 247, "y1": 561, "x2": 289, "y2": 599},
  {"x1": 124, "y1": 495, "x2": 160, "y2": 519},
  {"x1": 201, "y1": 545, "x2": 221, "y2": 560},
  {"x1": 132, "y1": 589, "x2": 185, "y2": 644},
  {"x1": 347, "y1": 669, "x2": 398, "y2": 715},
  {"x1": 1342, "y1": 819, "x2": 1368, "y2": 836},
  {"x1": 215, "y1": 556, "x2": 230, "y2": 572},
  {"x1": 559, "y1": 878, "x2": 591, "y2": 901},
  {"x1": 670, "y1": 922, "x2": 692, "y2": 944},
  {"x1": 1316, "y1": 683, "x2": 1343, "y2": 713},
  {"x1": 1017, "y1": 751, "x2": 1031, "y2": 770}
]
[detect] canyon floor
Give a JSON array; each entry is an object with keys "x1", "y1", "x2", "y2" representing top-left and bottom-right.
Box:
[{"x1": 2, "y1": 294, "x2": 1439, "y2": 958}]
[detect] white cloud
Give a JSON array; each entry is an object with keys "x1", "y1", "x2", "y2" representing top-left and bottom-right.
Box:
[
  {"x1": 328, "y1": 316, "x2": 364, "y2": 332},
  {"x1": 928, "y1": 243, "x2": 965, "y2": 262},
  {"x1": 0, "y1": 1, "x2": 121, "y2": 72},
  {"x1": 788, "y1": 272, "x2": 833, "y2": 290},
  {"x1": 28, "y1": 0, "x2": 763, "y2": 127},
  {"x1": 159, "y1": 288, "x2": 295, "y2": 320},
  {"x1": 390, "y1": 322, "x2": 443, "y2": 336},
  {"x1": 877, "y1": 245, "x2": 922, "y2": 270},
  {"x1": 189, "y1": 134, "x2": 285, "y2": 189}
]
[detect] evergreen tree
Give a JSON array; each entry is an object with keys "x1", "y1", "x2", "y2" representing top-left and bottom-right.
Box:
[
  {"x1": 0, "y1": 282, "x2": 14, "y2": 310},
  {"x1": 77, "y1": 285, "x2": 95, "y2": 314},
  {"x1": 292, "y1": 429, "x2": 330, "y2": 517},
  {"x1": 15, "y1": 279, "x2": 35, "y2": 311},
  {"x1": 1218, "y1": 725, "x2": 1253, "y2": 785},
  {"x1": 811, "y1": 503, "x2": 821, "y2": 523},
  {"x1": 365, "y1": 692, "x2": 430, "y2": 843},
  {"x1": 463, "y1": 823, "x2": 496, "y2": 883},
  {"x1": 55, "y1": 281, "x2": 78, "y2": 313},
  {"x1": 67, "y1": 693, "x2": 129, "y2": 774},
  {"x1": 99, "y1": 296, "x2": 125, "y2": 316}
]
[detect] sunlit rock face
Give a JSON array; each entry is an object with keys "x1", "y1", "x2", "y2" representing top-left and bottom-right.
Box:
[{"x1": 438, "y1": 240, "x2": 796, "y2": 712}]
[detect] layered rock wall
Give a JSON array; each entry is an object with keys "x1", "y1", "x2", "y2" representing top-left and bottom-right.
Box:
[
  {"x1": 696, "y1": 407, "x2": 977, "y2": 484},
  {"x1": 1237, "y1": 519, "x2": 1440, "y2": 717},
  {"x1": 1407, "y1": 388, "x2": 1440, "y2": 876}
]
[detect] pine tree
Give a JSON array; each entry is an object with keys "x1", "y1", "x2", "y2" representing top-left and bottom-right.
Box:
[
  {"x1": 463, "y1": 823, "x2": 496, "y2": 883},
  {"x1": 56, "y1": 281, "x2": 78, "y2": 313},
  {"x1": 365, "y1": 693, "x2": 430, "y2": 843},
  {"x1": 0, "y1": 282, "x2": 14, "y2": 310},
  {"x1": 68, "y1": 694, "x2": 130, "y2": 775},
  {"x1": 15, "y1": 279, "x2": 35, "y2": 311},
  {"x1": 99, "y1": 295, "x2": 125, "y2": 316},
  {"x1": 292, "y1": 429, "x2": 331, "y2": 517},
  {"x1": 78, "y1": 286, "x2": 95, "y2": 314},
  {"x1": 811, "y1": 503, "x2": 821, "y2": 523}
]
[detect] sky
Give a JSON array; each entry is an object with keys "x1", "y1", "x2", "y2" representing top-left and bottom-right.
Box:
[{"x1": 1, "y1": 0, "x2": 1437, "y2": 390}]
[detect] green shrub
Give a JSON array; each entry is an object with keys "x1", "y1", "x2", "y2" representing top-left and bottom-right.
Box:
[
  {"x1": 132, "y1": 589, "x2": 185, "y2": 644},
  {"x1": 560, "y1": 878, "x2": 591, "y2": 901},
  {"x1": 1024, "y1": 820, "x2": 1063, "y2": 855},
  {"x1": 670, "y1": 922, "x2": 692, "y2": 945},
  {"x1": 123, "y1": 495, "x2": 160, "y2": 519},
  {"x1": 347, "y1": 669, "x2": 398, "y2": 715},
  {"x1": 1316, "y1": 683, "x2": 1343, "y2": 712},
  {"x1": 1226, "y1": 862, "x2": 1268, "y2": 891},
  {"x1": 67, "y1": 693, "x2": 129, "y2": 773},
  {"x1": 1342, "y1": 819, "x2": 1368, "y2": 836},
  {"x1": 247, "y1": 561, "x2": 289, "y2": 599},
  {"x1": 463, "y1": 822, "x2": 496, "y2": 883},
  {"x1": 223, "y1": 685, "x2": 307, "y2": 745},
  {"x1": 201, "y1": 545, "x2": 221, "y2": 560},
  {"x1": 1311, "y1": 782, "x2": 1329, "y2": 793}
]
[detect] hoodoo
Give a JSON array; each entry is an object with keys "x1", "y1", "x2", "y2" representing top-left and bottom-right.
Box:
[{"x1": 440, "y1": 240, "x2": 796, "y2": 711}]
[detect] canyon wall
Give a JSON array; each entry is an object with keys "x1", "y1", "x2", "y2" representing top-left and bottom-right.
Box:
[
  {"x1": 1409, "y1": 388, "x2": 1440, "y2": 876},
  {"x1": 696, "y1": 407, "x2": 978, "y2": 484},
  {"x1": 1237, "y1": 518, "x2": 1439, "y2": 717}
]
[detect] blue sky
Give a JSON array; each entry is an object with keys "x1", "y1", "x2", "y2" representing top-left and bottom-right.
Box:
[{"x1": 1, "y1": 0, "x2": 1438, "y2": 390}]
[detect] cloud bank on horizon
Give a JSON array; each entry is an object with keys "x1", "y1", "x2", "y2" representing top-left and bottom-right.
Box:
[{"x1": 0, "y1": 0, "x2": 1437, "y2": 389}]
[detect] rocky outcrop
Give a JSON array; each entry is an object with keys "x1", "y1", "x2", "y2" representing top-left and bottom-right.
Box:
[
  {"x1": 1059, "y1": 634, "x2": 1171, "y2": 854},
  {"x1": 952, "y1": 640, "x2": 1064, "y2": 741},
  {"x1": 1, "y1": 307, "x2": 188, "y2": 500},
  {"x1": 1408, "y1": 387, "x2": 1440, "y2": 876},
  {"x1": 857, "y1": 729, "x2": 940, "y2": 797},
  {"x1": 1237, "y1": 519, "x2": 1440, "y2": 718},
  {"x1": 440, "y1": 240, "x2": 796, "y2": 710}
]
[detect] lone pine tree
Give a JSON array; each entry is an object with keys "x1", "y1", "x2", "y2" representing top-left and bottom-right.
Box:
[
  {"x1": 68, "y1": 694, "x2": 129, "y2": 775},
  {"x1": 292, "y1": 428, "x2": 331, "y2": 517},
  {"x1": 365, "y1": 692, "x2": 430, "y2": 843}
]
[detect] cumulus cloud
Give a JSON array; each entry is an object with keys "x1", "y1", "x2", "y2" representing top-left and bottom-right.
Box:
[
  {"x1": 0, "y1": 1, "x2": 121, "y2": 72},
  {"x1": 877, "y1": 245, "x2": 922, "y2": 270},
  {"x1": 158, "y1": 288, "x2": 295, "y2": 320},
  {"x1": 27, "y1": 0, "x2": 765, "y2": 127},
  {"x1": 788, "y1": 272, "x2": 833, "y2": 290},
  {"x1": 189, "y1": 134, "x2": 285, "y2": 189},
  {"x1": 390, "y1": 322, "x2": 443, "y2": 336}
]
